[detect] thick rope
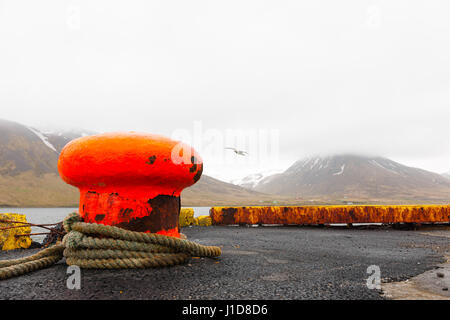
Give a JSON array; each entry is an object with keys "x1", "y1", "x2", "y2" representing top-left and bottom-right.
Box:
[{"x1": 0, "y1": 212, "x2": 221, "y2": 280}]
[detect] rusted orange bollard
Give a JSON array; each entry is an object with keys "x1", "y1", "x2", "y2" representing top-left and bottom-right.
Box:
[{"x1": 58, "y1": 132, "x2": 203, "y2": 238}]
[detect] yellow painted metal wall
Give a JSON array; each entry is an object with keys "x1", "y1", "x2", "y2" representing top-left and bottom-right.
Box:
[
  {"x1": 179, "y1": 209, "x2": 212, "y2": 227},
  {"x1": 0, "y1": 213, "x2": 32, "y2": 250},
  {"x1": 179, "y1": 208, "x2": 195, "y2": 227},
  {"x1": 210, "y1": 205, "x2": 450, "y2": 225},
  {"x1": 195, "y1": 215, "x2": 212, "y2": 226}
]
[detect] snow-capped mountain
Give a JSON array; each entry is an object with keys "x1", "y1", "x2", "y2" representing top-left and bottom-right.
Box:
[
  {"x1": 19, "y1": 123, "x2": 98, "y2": 156},
  {"x1": 442, "y1": 171, "x2": 450, "y2": 180},
  {"x1": 231, "y1": 170, "x2": 284, "y2": 189},
  {"x1": 41, "y1": 129, "x2": 97, "y2": 154},
  {"x1": 250, "y1": 154, "x2": 450, "y2": 201},
  {"x1": 26, "y1": 126, "x2": 58, "y2": 152},
  {"x1": 0, "y1": 119, "x2": 81, "y2": 206}
]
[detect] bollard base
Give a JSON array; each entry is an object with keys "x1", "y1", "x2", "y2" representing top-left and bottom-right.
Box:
[{"x1": 80, "y1": 190, "x2": 181, "y2": 238}]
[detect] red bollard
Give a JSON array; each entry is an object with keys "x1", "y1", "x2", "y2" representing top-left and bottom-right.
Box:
[{"x1": 57, "y1": 132, "x2": 203, "y2": 238}]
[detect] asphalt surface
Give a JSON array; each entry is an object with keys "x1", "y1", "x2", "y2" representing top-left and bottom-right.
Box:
[{"x1": 0, "y1": 225, "x2": 449, "y2": 300}]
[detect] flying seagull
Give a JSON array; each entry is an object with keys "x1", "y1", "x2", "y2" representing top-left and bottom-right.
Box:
[{"x1": 225, "y1": 147, "x2": 248, "y2": 156}]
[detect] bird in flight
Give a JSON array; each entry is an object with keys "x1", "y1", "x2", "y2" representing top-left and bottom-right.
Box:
[{"x1": 225, "y1": 147, "x2": 248, "y2": 156}]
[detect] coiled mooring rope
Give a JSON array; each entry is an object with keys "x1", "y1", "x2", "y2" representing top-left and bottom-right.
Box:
[{"x1": 0, "y1": 212, "x2": 221, "y2": 280}]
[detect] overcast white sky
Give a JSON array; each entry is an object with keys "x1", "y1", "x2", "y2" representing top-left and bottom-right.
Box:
[{"x1": 1, "y1": 0, "x2": 449, "y2": 181}]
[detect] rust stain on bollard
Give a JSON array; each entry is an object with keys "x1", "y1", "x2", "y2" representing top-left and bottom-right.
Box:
[
  {"x1": 209, "y1": 205, "x2": 450, "y2": 225},
  {"x1": 58, "y1": 132, "x2": 203, "y2": 238}
]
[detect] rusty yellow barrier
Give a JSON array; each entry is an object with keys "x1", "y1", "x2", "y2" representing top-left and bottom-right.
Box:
[
  {"x1": 194, "y1": 215, "x2": 212, "y2": 226},
  {"x1": 0, "y1": 213, "x2": 32, "y2": 250},
  {"x1": 210, "y1": 205, "x2": 450, "y2": 225},
  {"x1": 179, "y1": 209, "x2": 212, "y2": 227},
  {"x1": 179, "y1": 208, "x2": 195, "y2": 227}
]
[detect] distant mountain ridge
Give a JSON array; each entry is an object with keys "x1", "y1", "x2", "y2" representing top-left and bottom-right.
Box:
[
  {"x1": 442, "y1": 172, "x2": 450, "y2": 180},
  {"x1": 1, "y1": 118, "x2": 449, "y2": 206},
  {"x1": 238, "y1": 154, "x2": 450, "y2": 202},
  {"x1": 0, "y1": 119, "x2": 81, "y2": 206},
  {"x1": 230, "y1": 170, "x2": 283, "y2": 190},
  {"x1": 0, "y1": 119, "x2": 58, "y2": 176},
  {"x1": 43, "y1": 130, "x2": 97, "y2": 154}
]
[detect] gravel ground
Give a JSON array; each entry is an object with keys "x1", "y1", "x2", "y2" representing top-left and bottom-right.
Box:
[{"x1": 0, "y1": 225, "x2": 448, "y2": 300}]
